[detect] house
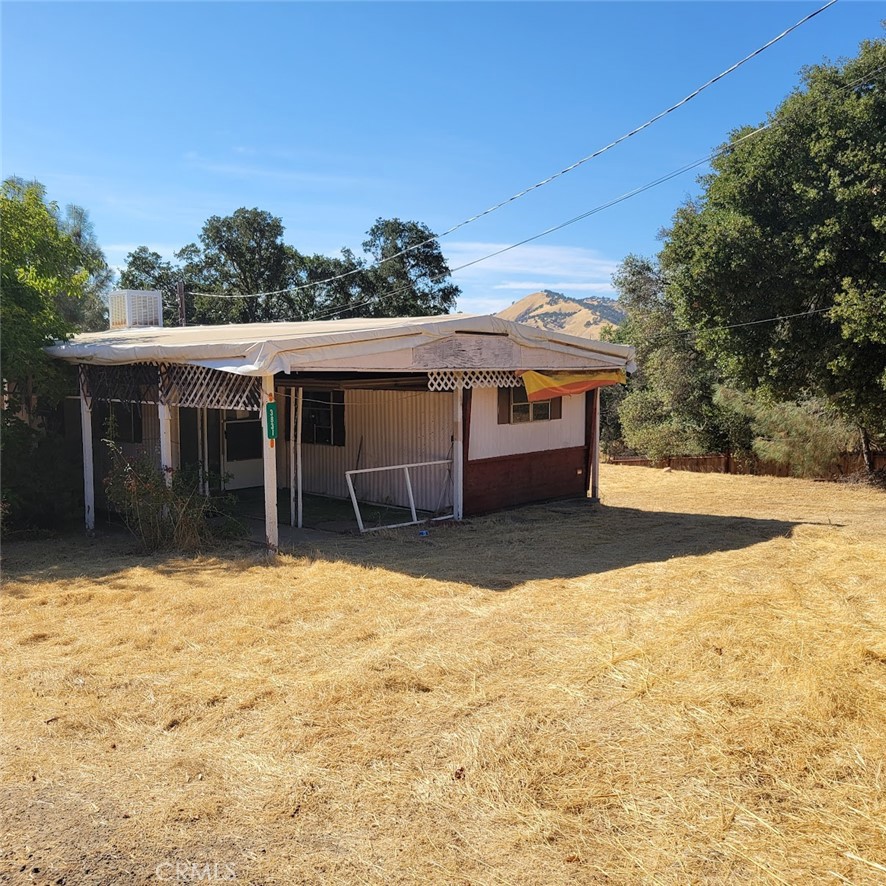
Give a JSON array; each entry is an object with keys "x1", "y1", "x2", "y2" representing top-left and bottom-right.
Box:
[{"x1": 47, "y1": 294, "x2": 635, "y2": 549}]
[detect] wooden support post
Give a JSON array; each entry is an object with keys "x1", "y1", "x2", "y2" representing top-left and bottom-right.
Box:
[
  {"x1": 202, "y1": 407, "x2": 210, "y2": 497},
  {"x1": 289, "y1": 388, "x2": 296, "y2": 527},
  {"x1": 196, "y1": 404, "x2": 204, "y2": 494},
  {"x1": 452, "y1": 382, "x2": 464, "y2": 521},
  {"x1": 261, "y1": 375, "x2": 278, "y2": 552},
  {"x1": 158, "y1": 401, "x2": 173, "y2": 487},
  {"x1": 79, "y1": 373, "x2": 95, "y2": 533},
  {"x1": 296, "y1": 387, "x2": 303, "y2": 530},
  {"x1": 591, "y1": 387, "x2": 601, "y2": 502}
]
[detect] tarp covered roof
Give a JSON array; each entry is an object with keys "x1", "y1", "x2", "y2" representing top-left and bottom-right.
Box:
[{"x1": 46, "y1": 313, "x2": 636, "y2": 376}]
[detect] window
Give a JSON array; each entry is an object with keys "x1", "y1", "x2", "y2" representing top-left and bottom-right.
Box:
[
  {"x1": 302, "y1": 390, "x2": 346, "y2": 446},
  {"x1": 95, "y1": 402, "x2": 143, "y2": 443},
  {"x1": 225, "y1": 419, "x2": 262, "y2": 461},
  {"x1": 497, "y1": 386, "x2": 561, "y2": 425}
]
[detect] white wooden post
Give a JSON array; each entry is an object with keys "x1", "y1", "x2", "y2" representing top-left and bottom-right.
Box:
[
  {"x1": 171, "y1": 405, "x2": 181, "y2": 471},
  {"x1": 289, "y1": 389, "x2": 296, "y2": 527},
  {"x1": 296, "y1": 387, "x2": 303, "y2": 529},
  {"x1": 261, "y1": 375, "x2": 278, "y2": 551},
  {"x1": 591, "y1": 387, "x2": 601, "y2": 502},
  {"x1": 79, "y1": 374, "x2": 95, "y2": 532},
  {"x1": 201, "y1": 407, "x2": 210, "y2": 497},
  {"x1": 196, "y1": 404, "x2": 203, "y2": 494},
  {"x1": 452, "y1": 382, "x2": 464, "y2": 520},
  {"x1": 158, "y1": 401, "x2": 174, "y2": 487}
]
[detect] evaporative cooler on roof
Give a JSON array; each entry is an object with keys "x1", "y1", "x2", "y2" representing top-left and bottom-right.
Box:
[{"x1": 108, "y1": 290, "x2": 163, "y2": 330}]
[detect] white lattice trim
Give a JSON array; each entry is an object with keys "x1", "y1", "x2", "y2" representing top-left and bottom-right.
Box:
[
  {"x1": 160, "y1": 364, "x2": 262, "y2": 411},
  {"x1": 427, "y1": 369, "x2": 521, "y2": 391}
]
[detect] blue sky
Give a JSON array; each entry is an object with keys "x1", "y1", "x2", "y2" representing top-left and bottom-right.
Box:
[{"x1": 2, "y1": 1, "x2": 882, "y2": 314}]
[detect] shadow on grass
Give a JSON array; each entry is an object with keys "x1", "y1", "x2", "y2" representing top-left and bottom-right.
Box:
[
  {"x1": 2, "y1": 498, "x2": 826, "y2": 594},
  {"x1": 301, "y1": 499, "x2": 815, "y2": 591},
  {"x1": 0, "y1": 526, "x2": 258, "y2": 594}
]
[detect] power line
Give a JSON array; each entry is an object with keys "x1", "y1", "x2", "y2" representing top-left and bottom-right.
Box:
[
  {"x1": 306, "y1": 155, "x2": 716, "y2": 321},
  {"x1": 307, "y1": 62, "x2": 883, "y2": 321},
  {"x1": 305, "y1": 131, "x2": 779, "y2": 320},
  {"x1": 624, "y1": 299, "x2": 868, "y2": 356},
  {"x1": 191, "y1": 0, "x2": 839, "y2": 302},
  {"x1": 691, "y1": 306, "x2": 832, "y2": 334},
  {"x1": 426, "y1": 0, "x2": 838, "y2": 237},
  {"x1": 656, "y1": 295, "x2": 881, "y2": 343},
  {"x1": 673, "y1": 306, "x2": 834, "y2": 341}
]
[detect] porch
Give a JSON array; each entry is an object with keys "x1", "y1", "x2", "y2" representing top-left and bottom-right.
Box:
[{"x1": 49, "y1": 313, "x2": 635, "y2": 550}]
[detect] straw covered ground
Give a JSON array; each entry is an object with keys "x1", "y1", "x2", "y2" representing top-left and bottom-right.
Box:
[{"x1": 2, "y1": 465, "x2": 885, "y2": 884}]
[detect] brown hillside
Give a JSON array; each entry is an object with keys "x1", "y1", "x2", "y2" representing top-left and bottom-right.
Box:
[{"x1": 497, "y1": 289, "x2": 624, "y2": 338}]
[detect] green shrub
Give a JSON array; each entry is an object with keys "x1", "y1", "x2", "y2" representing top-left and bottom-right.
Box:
[
  {"x1": 102, "y1": 441, "x2": 243, "y2": 552},
  {"x1": 715, "y1": 389, "x2": 857, "y2": 478},
  {"x1": 0, "y1": 415, "x2": 81, "y2": 532}
]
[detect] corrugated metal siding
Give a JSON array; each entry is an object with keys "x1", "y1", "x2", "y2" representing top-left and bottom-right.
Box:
[
  {"x1": 468, "y1": 387, "x2": 585, "y2": 460},
  {"x1": 280, "y1": 389, "x2": 453, "y2": 512}
]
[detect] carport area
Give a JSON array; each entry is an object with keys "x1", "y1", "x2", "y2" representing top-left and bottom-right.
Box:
[{"x1": 47, "y1": 313, "x2": 635, "y2": 551}]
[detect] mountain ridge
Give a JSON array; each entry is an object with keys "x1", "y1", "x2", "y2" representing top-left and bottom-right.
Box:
[{"x1": 496, "y1": 289, "x2": 624, "y2": 339}]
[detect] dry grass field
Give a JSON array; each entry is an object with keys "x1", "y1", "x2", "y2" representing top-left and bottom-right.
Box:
[{"x1": 2, "y1": 465, "x2": 885, "y2": 885}]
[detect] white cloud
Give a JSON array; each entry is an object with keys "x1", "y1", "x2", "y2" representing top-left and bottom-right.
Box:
[
  {"x1": 182, "y1": 152, "x2": 380, "y2": 189},
  {"x1": 442, "y1": 240, "x2": 619, "y2": 314},
  {"x1": 492, "y1": 280, "x2": 615, "y2": 292},
  {"x1": 444, "y1": 241, "x2": 619, "y2": 279},
  {"x1": 455, "y1": 294, "x2": 521, "y2": 315}
]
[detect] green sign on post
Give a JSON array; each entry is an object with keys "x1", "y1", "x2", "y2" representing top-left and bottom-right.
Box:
[{"x1": 266, "y1": 401, "x2": 278, "y2": 440}]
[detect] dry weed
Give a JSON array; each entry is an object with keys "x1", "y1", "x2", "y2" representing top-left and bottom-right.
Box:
[{"x1": 1, "y1": 466, "x2": 885, "y2": 884}]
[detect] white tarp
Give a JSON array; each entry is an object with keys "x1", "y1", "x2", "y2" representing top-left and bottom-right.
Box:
[{"x1": 46, "y1": 313, "x2": 636, "y2": 376}]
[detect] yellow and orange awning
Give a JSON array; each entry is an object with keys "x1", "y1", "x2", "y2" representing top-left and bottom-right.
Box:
[{"x1": 518, "y1": 369, "x2": 626, "y2": 402}]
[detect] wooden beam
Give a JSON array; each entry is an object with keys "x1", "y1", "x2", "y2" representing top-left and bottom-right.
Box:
[
  {"x1": 591, "y1": 388, "x2": 601, "y2": 502},
  {"x1": 196, "y1": 404, "x2": 203, "y2": 495},
  {"x1": 201, "y1": 407, "x2": 210, "y2": 497},
  {"x1": 261, "y1": 375, "x2": 279, "y2": 551},
  {"x1": 296, "y1": 387, "x2": 303, "y2": 529},
  {"x1": 276, "y1": 373, "x2": 430, "y2": 392},
  {"x1": 289, "y1": 388, "x2": 296, "y2": 527},
  {"x1": 452, "y1": 383, "x2": 464, "y2": 520},
  {"x1": 462, "y1": 387, "x2": 473, "y2": 464},
  {"x1": 158, "y1": 401, "x2": 173, "y2": 487},
  {"x1": 79, "y1": 374, "x2": 95, "y2": 533}
]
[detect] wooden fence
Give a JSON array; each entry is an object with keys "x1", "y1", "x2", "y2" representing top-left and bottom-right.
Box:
[{"x1": 606, "y1": 452, "x2": 886, "y2": 478}]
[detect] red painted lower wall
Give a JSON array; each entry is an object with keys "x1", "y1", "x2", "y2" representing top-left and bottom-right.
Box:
[{"x1": 463, "y1": 446, "x2": 588, "y2": 516}]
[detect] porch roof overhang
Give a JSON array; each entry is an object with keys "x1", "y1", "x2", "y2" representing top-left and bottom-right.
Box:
[{"x1": 46, "y1": 313, "x2": 636, "y2": 377}]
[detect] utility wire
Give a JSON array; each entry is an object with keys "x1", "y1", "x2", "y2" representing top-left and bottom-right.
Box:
[
  {"x1": 191, "y1": 0, "x2": 839, "y2": 302},
  {"x1": 306, "y1": 62, "x2": 883, "y2": 322},
  {"x1": 651, "y1": 295, "x2": 882, "y2": 344},
  {"x1": 689, "y1": 306, "x2": 832, "y2": 334},
  {"x1": 665, "y1": 306, "x2": 834, "y2": 342},
  {"x1": 305, "y1": 155, "x2": 716, "y2": 321}
]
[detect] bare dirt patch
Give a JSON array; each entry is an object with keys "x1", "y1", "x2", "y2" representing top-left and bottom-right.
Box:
[{"x1": 2, "y1": 466, "x2": 885, "y2": 883}]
